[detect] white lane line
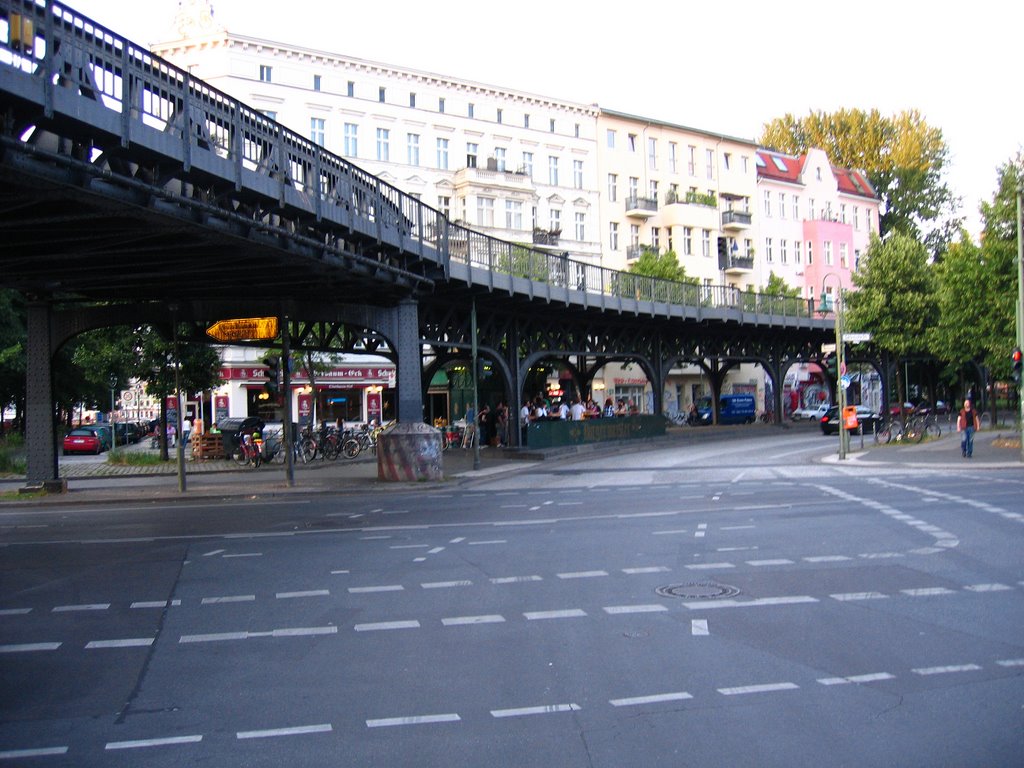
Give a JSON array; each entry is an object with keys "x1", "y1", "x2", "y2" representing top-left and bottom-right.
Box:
[
  {"x1": 691, "y1": 619, "x2": 709, "y2": 636},
  {"x1": 830, "y1": 592, "x2": 888, "y2": 601},
  {"x1": 610, "y1": 692, "x2": 692, "y2": 707},
  {"x1": 652, "y1": 529, "x2": 689, "y2": 536},
  {"x1": 86, "y1": 638, "x2": 154, "y2": 649},
  {"x1": 223, "y1": 553, "x2": 262, "y2": 558},
  {"x1": 0, "y1": 642, "x2": 61, "y2": 653},
  {"x1": 348, "y1": 585, "x2": 404, "y2": 594},
  {"x1": 695, "y1": 523, "x2": 708, "y2": 539},
  {"x1": 523, "y1": 609, "x2": 588, "y2": 621},
  {"x1": 131, "y1": 600, "x2": 181, "y2": 609},
  {"x1": 622, "y1": 567, "x2": 670, "y2": 575},
  {"x1": 996, "y1": 659, "x2": 1024, "y2": 667},
  {"x1": 718, "y1": 682, "x2": 799, "y2": 696},
  {"x1": 557, "y1": 571, "x2": 609, "y2": 579},
  {"x1": 106, "y1": 735, "x2": 203, "y2": 750},
  {"x1": 684, "y1": 596, "x2": 818, "y2": 610},
  {"x1": 494, "y1": 519, "x2": 559, "y2": 526},
  {"x1": 490, "y1": 704, "x2": 580, "y2": 718},
  {"x1": 52, "y1": 603, "x2": 110, "y2": 612},
  {"x1": 442, "y1": 615, "x2": 506, "y2": 626},
  {"x1": 685, "y1": 562, "x2": 735, "y2": 570},
  {"x1": 390, "y1": 544, "x2": 430, "y2": 550},
  {"x1": 181, "y1": 632, "x2": 248, "y2": 643},
  {"x1": 330, "y1": 569, "x2": 350, "y2": 575},
  {"x1": 603, "y1": 604, "x2": 668, "y2": 615},
  {"x1": 421, "y1": 580, "x2": 473, "y2": 589},
  {"x1": 803, "y1": 555, "x2": 851, "y2": 563},
  {"x1": 491, "y1": 576, "x2": 543, "y2": 584},
  {"x1": 720, "y1": 525, "x2": 755, "y2": 530},
  {"x1": 0, "y1": 747, "x2": 69, "y2": 759},
  {"x1": 449, "y1": 537, "x2": 466, "y2": 544},
  {"x1": 360, "y1": 536, "x2": 392, "y2": 541},
  {"x1": 717, "y1": 546, "x2": 758, "y2": 552},
  {"x1": 468, "y1": 540, "x2": 507, "y2": 545},
  {"x1": 354, "y1": 621, "x2": 420, "y2": 632},
  {"x1": 201, "y1": 595, "x2": 255, "y2": 604},
  {"x1": 859, "y1": 552, "x2": 904, "y2": 560},
  {"x1": 912, "y1": 664, "x2": 982, "y2": 676},
  {"x1": 818, "y1": 672, "x2": 895, "y2": 685},
  {"x1": 237, "y1": 724, "x2": 333, "y2": 739},
  {"x1": 367, "y1": 714, "x2": 461, "y2": 728},
  {"x1": 276, "y1": 590, "x2": 330, "y2": 599},
  {"x1": 901, "y1": 588, "x2": 956, "y2": 597},
  {"x1": 0, "y1": 608, "x2": 31, "y2": 616},
  {"x1": 202, "y1": 549, "x2": 225, "y2": 557},
  {"x1": 427, "y1": 547, "x2": 446, "y2": 555},
  {"x1": 180, "y1": 626, "x2": 337, "y2": 643},
  {"x1": 746, "y1": 559, "x2": 794, "y2": 567},
  {"x1": 964, "y1": 583, "x2": 1013, "y2": 592}
]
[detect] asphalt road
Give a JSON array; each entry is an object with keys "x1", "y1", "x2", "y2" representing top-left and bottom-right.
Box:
[{"x1": 1, "y1": 431, "x2": 1022, "y2": 767}]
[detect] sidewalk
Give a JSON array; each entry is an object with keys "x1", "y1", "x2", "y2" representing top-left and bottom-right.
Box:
[{"x1": 822, "y1": 427, "x2": 1023, "y2": 469}]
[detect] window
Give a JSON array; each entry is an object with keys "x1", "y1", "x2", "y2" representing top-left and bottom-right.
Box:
[
  {"x1": 866, "y1": 209, "x2": 873, "y2": 232},
  {"x1": 524, "y1": 114, "x2": 530, "y2": 129},
  {"x1": 313, "y1": 74, "x2": 321, "y2": 91},
  {"x1": 794, "y1": 240, "x2": 802, "y2": 265},
  {"x1": 648, "y1": 138, "x2": 658, "y2": 169},
  {"x1": 574, "y1": 123, "x2": 580, "y2": 138},
  {"x1": 780, "y1": 239, "x2": 788, "y2": 264},
  {"x1": 816, "y1": 166, "x2": 822, "y2": 181},
  {"x1": 778, "y1": 193, "x2": 786, "y2": 219},
  {"x1": 436, "y1": 138, "x2": 449, "y2": 170},
  {"x1": 575, "y1": 212, "x2": 585, "y2": 241},
  {"x1": 840, "y1": 242, "x2": 848, "y2": 268},
  {"x1": 840, "y1": 204, "x2": 847, "y2": 224},
  {"x1": 854, "y1": 248, "x2": 862, "y2": 270},
  {"x1": 346, "y1": 81, "x2": 355, "y2": 97},
  {"x1": 628, "y1": 176, "x2": 639, "y2": 199},
  {"x1": 649, "y1": 180, "x2": 658, "y2": 200},
  {"x1": 409, "y1": 92, "x2": 416, "y2": 108},
  {"x1": 407, "y1": 133, "x2": 420, "y2": 166},
  {"x1": 744, "y1": 238, "x2": 753, "y2": 257},
  {"x1": 763, "y1": 190, "x2": 772, "y2": 217},
  {"x1": 376, "y1": 128, "x2": 390, "y2": 162},
  {"x1": 808, "y1": 198, "x2": 815, "y2": 219},
  {"x1": 793, "y1": 195, "x2": 800, "y2": 220},
  {"x1": 609, "y1": 222, "x2": 619, "y2": 250},
  {"x1": 522, "y1": 152, "x2": 533, "y2": 178},
  {"x1": 628, "y1": 133, "x2": 637, "y2": 152},
  {"x1": 573, "y1": 160, "x2": 583, "y2": 190},
  {"x1": 438, "y1": 196, "x2": 451, "y2": 218},
  {"x1": 497, "y1": 108, "x2": 503, "y2": 124},
  {"x1": 343, "y1": 123, "x2": 358, "y2": 157},
  {"x1": 261, "y1": 110, "x2": 276, "y2": 121},
  {"x1": 607, "y1": 173, "x2": 617, "y2": 202},
  {"x1": 806, "y1": 240, "x2": 813, "y2": 265},
  {"x1": 669, "y1": 142, "x2": 678, "y2": 173},
  {"x1": 683, "y1": 227, "x2": 693, "y2": 256},
  {"x1": 702, "y1": 229, "x2": 711, "y2": 257},
  {"x1": 651, "y1": 226, "x2": 660, "y2": 250},
  {"x1": 378, "y1": 86, "x2": 386, "y2": 103},
  {"x1": 629, "y1": 224, "x2": 641, "y2": 249},
  {"x1": 607, "y1": 129, "x2": 616, "y2": 149},
  {"x1": 550, "y1": 209, "x2": 561, "y2": 233},
  {"x1": 310, "y1": 117, "x2": 325, "y2": 147},
  {"x1": 548, "y1": 156, "x2": 559, "y2": 186},
  {"x1": 477, "y1": 197, "x2": 494, "y2": 227},
  {"x1": 495, "y1": 147, "x2": 506, "y2": 172},
  {"x1": 438, "y1": 97, "x2": 445, "y2": 113},
  {"x1": 772, "y1": 155, "x2": 788, "y2": 172},
  {"x1": 505, "y1": 200, "x2": 523, "y2": 230},
  {"x1": 723, "y1": 152, "x2": 731, "y2": 170},
  {"x1": 742, "y1": 156, "x2": 749, "y2": 173},
  {"x1": 468, "y1": 103, "x2": 475, "y2": 119},
  {"x1": 706, "y1": 149, "x2": 714, "y2": 179},
  {"x1": 765, "y1": 237, "x2": 774, "y2": 263},
  {"x1": 853, "y1": 206, "x2": 860, "y2": 230},
  {"x1": 549, "y1": 118, "x2": 556, "y2": 133},
  {"x1": 259, "y1": 65, "x2": 272, "y2": 82},
  {"x1": 466, "y1": 143, "x2": 478, "y2": 169},
  {"x1": 824, "y1": 241, "x2": 833, "y2": 266},
  {"x1": 688, "y1": 145, "x2": 696, "y2": 175}
]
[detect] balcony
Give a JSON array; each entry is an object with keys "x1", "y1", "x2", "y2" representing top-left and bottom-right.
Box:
[
  {"x1": 626, "y1": 245, "x2": 645, "y2": 261},
  {"x1": 453, "y1": 164, "x2": 533, "y2": 193},
  {"x1": 625, "y1": 195, "x2": 658, "y2": 218},
  {"x1": 532, "y1": 228, "x2": 561, "y2": 247},
  {"x1": 723, "y1": 253, "x2": 755, "y2": 274},
  {"x1": 721, "y1": 209, "x2": 752, "y2": 231}
]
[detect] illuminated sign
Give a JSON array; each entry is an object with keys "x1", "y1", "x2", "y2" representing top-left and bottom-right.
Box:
[{"x1": 206, "y1": 317, "x2": 279, "y2": 342}]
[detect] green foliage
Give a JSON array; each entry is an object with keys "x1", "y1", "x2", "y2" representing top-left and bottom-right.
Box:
[
  {"x1": 106, "y1": 449, "x2": 164, "y2": 466},
  {"x1": 132, "y1": 325, "x2": 224, "y2": 400},
  {"x1": 496, "y1": 244, "x2": 548, "y2": 281},
  {"x1": 929, "y1": 235, "x2": 986, "y2": 366},
  {"x1": 628, "y1": 249, "x2": 690, "y2": 282}
]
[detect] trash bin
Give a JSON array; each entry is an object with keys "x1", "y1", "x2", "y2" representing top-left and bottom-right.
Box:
[{"x1": 217, "y1": 417, "x2": 265, "y2": 459}]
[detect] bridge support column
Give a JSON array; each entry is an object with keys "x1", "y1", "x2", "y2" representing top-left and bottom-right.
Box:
[
  {"x1": 24, "y1": 300, "x2": 65, "y2": 492},
  {"x1": 394, "y1": 298, "x2": 423, "y2": 424}
]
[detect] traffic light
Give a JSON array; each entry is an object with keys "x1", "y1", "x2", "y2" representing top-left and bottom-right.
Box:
[
  {"x1": 263, "y1": 355, "x2": 280, "y2": 397},
  {"x1": 1012, "y1": 347, "x2": 1022, "y2": 385}
]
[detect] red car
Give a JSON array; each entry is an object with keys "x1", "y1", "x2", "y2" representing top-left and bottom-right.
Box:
[{"x1": 63, "y1": 428, "x2": 103, "y2": 455}]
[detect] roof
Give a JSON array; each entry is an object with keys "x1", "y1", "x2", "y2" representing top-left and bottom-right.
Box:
[{"x1": 755, "y1": 149, "x2": 878, "y2": 200}]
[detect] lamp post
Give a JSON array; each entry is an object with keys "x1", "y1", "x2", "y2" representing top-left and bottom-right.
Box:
[{"x1": 818, "y1": 274, "x2": 847, "y2": 460}]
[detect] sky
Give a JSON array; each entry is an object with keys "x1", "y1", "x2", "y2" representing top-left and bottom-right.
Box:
[{"x1": 68, "y1": 0, "x2": 1022, "y2": 238}]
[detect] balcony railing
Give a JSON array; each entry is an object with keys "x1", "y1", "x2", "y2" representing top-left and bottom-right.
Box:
[
  {"x1": 625, "y1": 195, "x2": 658, "y2": 217},
  {"x1": 532, "y1": 229, "x2": 561, "y2": 246},
  {"x1": 721, "y1": 209, "x2": 752, "y2": 229},
  {"x1": 723, "y1": 254, "x2": 755, "y2": 272}
]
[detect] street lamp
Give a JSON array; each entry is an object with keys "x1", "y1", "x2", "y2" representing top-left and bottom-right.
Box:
[
  {"x1": 107, "y1": 375, "x2": 118, "y2": 450},
  {"x1": 817, "y1": 274, "x2": 847, "y2": 460}
]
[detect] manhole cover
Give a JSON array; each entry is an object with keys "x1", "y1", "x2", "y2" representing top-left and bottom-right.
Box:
[{"x1": 656, "y1": 582, "x2": 740, "y2": 600}]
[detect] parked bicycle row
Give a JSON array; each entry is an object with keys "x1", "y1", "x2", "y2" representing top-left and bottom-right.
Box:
[{"x1": 231, "y1": 421, "x2": 390, "y2": 469}]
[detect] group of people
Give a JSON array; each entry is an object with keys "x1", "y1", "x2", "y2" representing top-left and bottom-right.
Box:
[
  {"x1": 463, "y1": 401, "x2": 511, "y2": 448},
  {"x1": 520, "y1": 395, "x2": 639, "y2": 424}
]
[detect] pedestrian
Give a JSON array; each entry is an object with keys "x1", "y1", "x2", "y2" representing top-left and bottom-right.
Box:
[
  {"x1": 555, "y1": 399, "x2": 569, "y2": 420},
  {"x1": 570, "y1": 397, "x2": 585, "y2": 421},
  {"x1": 602, "y1": 398, "x2": 615, "y2": 418},
  {"x1": 957, "y1": 398, "x2": 981, "y2": 458}
]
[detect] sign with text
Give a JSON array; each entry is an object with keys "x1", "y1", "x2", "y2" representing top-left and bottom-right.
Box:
[{"x1": 206, "y1": 317, "x2": 279, "y2": 342}]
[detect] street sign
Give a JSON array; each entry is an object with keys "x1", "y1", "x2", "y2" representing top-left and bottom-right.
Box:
[
  {"x1": 840, "y1": 374, "x2": 852, "y2": 389},
  {"x1": 206, "y1": 317, "x2": 279, "y2": 342},
  {"x1": 843, "y1": 332, "x2": 872, "y2": 343}
]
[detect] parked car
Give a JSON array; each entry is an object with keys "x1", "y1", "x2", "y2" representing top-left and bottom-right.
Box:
[
  {"x1": 63, "y1": 428, "x2": 104, "y2": 455},
  {"x1": 77, "y1": 424, "x2": 113, "y2": 451},
  {"x1": 792, "y1": 403, "x2": 830, "y2": 421},
  {"x1": 114, "y1": 422, "x2": 140, "y2": 444},
  {"x1": 820, "y1": 405, "x2": 882, "y2": 436}
]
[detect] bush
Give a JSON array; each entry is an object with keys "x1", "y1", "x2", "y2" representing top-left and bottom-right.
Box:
[{"x1": 0, "y1": 433, "x2": 26, "y2": 475}]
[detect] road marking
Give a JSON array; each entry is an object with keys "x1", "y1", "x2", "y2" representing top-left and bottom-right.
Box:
[
  {"x1": 494, "y1": 519, "x2": 558, "y2": 526},
  {"x1": 491, "y1": 576, "x2": 542, "y2": 584},
  {"x1": 201, "y1": 595, "x2": 255, "y2": 604},
  {"x1": 859, "y1": 552, "x2": 904, "y2": 560},
  {"x1": 468, "y1": 540, "x2": 507, "y2": 545},
  {"x1": 390, "y1": 544, "x2": 430, "y2": 550},
  {"x1": 131, "y1": 600, "x2": 181, "y2": 609},
  {"x1": 354, "y1": 621, "x2": 420, "y2": 632},
  {"x1": 717, "y1": 546, "x2": 757, "y2": 552},
  {"x1": 746, "y1": 559, "x2": 794, "y2": 566},
  {"x1": 610, "y1": 692, "x2": 692, "y2": 707},
  {"x1": 223, "y1": 553, "x2": 262, "y2": 558},
  {"x1": 0, "y1": 643, "x2": 61, "y2": 653},
  {"x1": 180, "y1": 626, "x2": 337, "y2": 643},
  {"x1": 276, "y1": 590, "x2": 330, "y2": 599},
  {"x1": 964, "y1": 583, "x2": 1013, "y2": 592},
  {"x1": 524, "y1": 609, "x2": 587, "y2": 620},
  {"x1": 449, "y1": 537, "x2": 466, "y2": 543},
  {"x1": 360, "y1": 536, "x2": 392, "y2": 541},
  {"x1": 442, "y1": 615, "x2": 505, "y2": 626},
  {"x1": 86, "y1": 638, "x2": 154, "y2": 649},
  {"x1": 427, "y1": 547, "x2": 445, "y2": 554},
  {"x1": 803, "y1": 555, "x2": 851, "y2": 563},
  {"x1": 0, "y1": 747, "x2": 69, "y2": 759},
  {"x1": 718, "y1": 682, "x2": 799, "y2": 696},
  {"x1": 685, "y1": 563, "x2": 735, "y2": 570},
  {"x1": 0, "y1": 608, "x2": 31, "y2": 616},
  {"x1": 912, "y1": 664, "x2": 982, "y2": 676},
  {"x1": 602, "y1": 604, "x2": 668, "y2": 615},
  {"x1": 348, "y1": 585, "x2": 404, "y2": 594},
  {"x1": 421, "y1": 580, "x2": 473, "y2": 589},
  {"x1": 901, "y1": 588, "x2": 956, "y2": 597},
  {"x1": 106, "y1": 735, "x2": 203, "y2": 750},
  {"x1": 53, "y1": 603, "x2": 110, "y2": 612},
  {"x1": 367, "y1": 714, "x2": 460, "y2": 728},
  {"x1": 691, "y1": 619, "x2": 709, "y2": 635},
  {"x1": 652, "y1": 529, "x2": 689, "y2": 536},
  {"x1": 818, "y1": 673, "x2": 895, "y2": 685},
  {"x1": 557, "y1": 570, "x2": 609, "y2": 579},
  {"x1": 684, "y1": 596, "x2": 817, "y2": 610},
  {"x1": 721, "y1": 525, "x2": 755, "y2": 530},
  {"x1": 830, "y1": 592, "x2": 888, "y2": 601},
  {"x1": 622, "y1": 566, "x2": 670, "y2": 575},
  {"x1": 330, "y1": 569, "x2": 350, "y2": 574},
  {"x1": 695, "y1": 523, "x2": 708, "y2": 539},
  {"x1": 237, "y1": 724, "x2": 332, "y2": 739},
  {"x1": 202, "y1": 549, "x2": 225, "y2": 557},
  {"x1": 996, "y1": 659, "x2": 1024, "y2": 667},
  {"x1": 490, "y1": 704, "x2": 580, "y2": 718}
]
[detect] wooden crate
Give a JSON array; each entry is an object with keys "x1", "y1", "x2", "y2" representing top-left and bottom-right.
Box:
[{"x1": 192, "y1": 433, "x2": 225, "y2": 460}]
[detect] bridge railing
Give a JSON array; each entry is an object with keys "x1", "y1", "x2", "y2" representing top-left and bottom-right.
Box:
[{"x1": 0, "y1": 0, "x2": 818, "y2": 322}]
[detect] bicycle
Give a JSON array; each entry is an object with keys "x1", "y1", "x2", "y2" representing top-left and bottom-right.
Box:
[{"x1": 234, "y1": 432, "x2": 263, "y2": 468}]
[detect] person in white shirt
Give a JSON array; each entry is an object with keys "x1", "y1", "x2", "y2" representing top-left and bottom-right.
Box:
[
  {"x1": 556, "y1": 400, "x2": 569, "y2": 420},
  {"x1": 569, "y1": 397, "x2": 585, "y2": 421}
]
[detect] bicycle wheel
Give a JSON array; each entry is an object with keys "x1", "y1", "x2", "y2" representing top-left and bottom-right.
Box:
[
  {"x1": 233, "y1": 447, "x2": 249, "y2": 466},
  {"x1": 875, "y1": 424, "x2": 891, "y2": 444},
  {"x1": 925, "y1": 421, "x2": 941, "y2": 439},
  {"x1": 905, "y1": 419, "x2": 924, "y2": 443},
  {"x1": 322, "y1": 436, "x2": 339, "y2": 461},
  {"x1": 342, "y1": 438, "x2": 361, "y2": 459}
]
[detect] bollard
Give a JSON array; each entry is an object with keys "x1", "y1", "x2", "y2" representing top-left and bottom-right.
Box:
[{"x1": 377, "y1": 422, "x2": 444, "y2": 482}]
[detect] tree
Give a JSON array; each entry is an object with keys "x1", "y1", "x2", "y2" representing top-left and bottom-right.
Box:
[
  {"x1": 627, "y1": 248, "x2": 695, "y2": 283},
  {"x1": 760, "y1": 108, "x2": 961, "y2": 252},
  {"x1": 844, "y1": 232, "x2": 938, "y2": 411},
  {"x1": 0, "y1": 290, "x2": 26, "y2": 431}
]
